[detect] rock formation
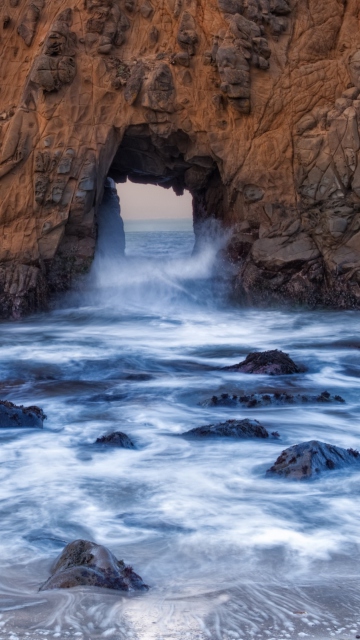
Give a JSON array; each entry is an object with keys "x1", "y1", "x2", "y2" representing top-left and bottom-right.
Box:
[
  {"x1": 0, "y1": 400, "x2": 46, "y2": 427},
  {"x1": 2, "y1": 0, "x2": 360, "y2": 315},
  {"x1": 40, "y1": 539, "x2": 148, "y2": 591},
  {"x1": 225, "y1": 349, "x2": 300, "y2": 374},
  {"x1": 95, "y1": 178, "x2": 126, "y2": 261},
  {"x1": 183, "y1": 418, "x2": 270, "y2": 438},
  {"x1": 202, "y1": 390, "x2": 345, "y2": 407},
  {"x1": 95, "y1": 430, "x2": 135, "y2": 447},
  {"x1": 266, "y1": 440, "x2": 360, "y2": 480}
]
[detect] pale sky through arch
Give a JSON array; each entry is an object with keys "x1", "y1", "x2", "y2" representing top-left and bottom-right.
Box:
[{"x1": 117, "y1": 180, "x2": 193, "y2": 221}]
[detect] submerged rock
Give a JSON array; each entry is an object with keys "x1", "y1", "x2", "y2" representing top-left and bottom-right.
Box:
[
  {"x1": 226, "y1": 350, "x2": 300, "y2": 375},
  {"x1": 183, "y1": 418, "x2": 271, "y2": 439},
  {"x1": 40, "y1": 539, "x2": 148, "y2": 592},
  {"x1": 202, "y1": 390, "x2": 345, "y2": 408},
  {"x1": 266, "y1": 440, "x2": 360, "y2": 480},
  {"x1": 0, "y1": 400, "x2": 46, "y2": 428},
  {"x1": 89, "y1": 392, "x2": 127, "y2": 403},
  {"x1": 95, "y1": 431, "x2": 135, "y2": 449}
]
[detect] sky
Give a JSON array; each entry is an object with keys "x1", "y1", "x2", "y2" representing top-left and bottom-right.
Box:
[{"x1": 117, "y1": 180, "x2": 193, "y2": 220}]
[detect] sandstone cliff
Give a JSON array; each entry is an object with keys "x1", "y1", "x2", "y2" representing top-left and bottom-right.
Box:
[{"x1": 0, "y1": 0, "x2": 359, "y2": 315}]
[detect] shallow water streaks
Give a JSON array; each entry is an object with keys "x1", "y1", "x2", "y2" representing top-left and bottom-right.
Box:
[{"x1": 0, "y1": 232, "x2": 360, "y2": 637}]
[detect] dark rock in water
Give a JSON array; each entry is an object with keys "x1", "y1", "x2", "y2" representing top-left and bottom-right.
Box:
[
  {"x1": 266, "y1": 440, "x2": 360, "y2": 480},
  {"x1": 0, "y1": 400, "x2": 46, "y2": 428},
  {"x1": 89, "y1": 392, "x2": 127, "y2": 403},
  {"x1": 183, "y1": 418, "x2": 271, "y2": 439},
  {"x1": 95, "y1": 431, "x2": 135, "y2": 449},
  {"x1": 226, "y1": 349, "x2": 300, "y2": 375},
  {"x1": 202, "y1": 390, "x2": 345, "y2": 408},
  {"x1": 40, "y1": 539, "x2": 148, "y2": 592}
]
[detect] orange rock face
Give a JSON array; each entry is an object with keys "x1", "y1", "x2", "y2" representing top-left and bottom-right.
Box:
[{"x1": 0, "y1": 0, "x2": 359, "y2": 316}]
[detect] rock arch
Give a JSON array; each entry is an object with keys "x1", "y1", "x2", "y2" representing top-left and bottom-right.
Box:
[
  {"x1": 47, "y1": 122, "x2": 227, "y2": 300},
  {"x1": 1, "y1": 0, "x2": 360, "y2": 316}
]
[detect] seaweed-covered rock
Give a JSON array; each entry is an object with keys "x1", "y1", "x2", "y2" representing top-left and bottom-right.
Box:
[
  {"x1": 226, "y1": 349, "x2": 300, "y2": 375},
  {"x1": 183, "y1": 418, "x2": 270, "y2": 439},
  {"x1": 95, "y1": 431, "x2": 135, "y2": 448},
  {"x1": 266, "y1": 440, "x2": 360, "y2": 480},
  {"x1": 202, "y1": 390, "x2": 345, "y2": 408},
  {"x1": 0, "y1": 400, "x2": 46, "y2": 428},
  {"x1": 40, "y1": 539, "x2": 148, "y2": 592}
]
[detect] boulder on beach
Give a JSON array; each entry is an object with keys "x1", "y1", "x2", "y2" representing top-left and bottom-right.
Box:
[
  {"x1": 0, "y1": 400, "x2": 46, "y2": 428},
  {"x1": 40, "y1": 539, "x2": 148, "y2": 592},
  {"x1": 226, "y1": 349, "x2": 300, "y2": 375},
  {"x1": 95, "y1": 431, "x2": 135, "y2": 449},
  {"x1": 266, "y1": 440, "x2": 360, "y2": 480},
  {"x1": 183, "y1": 418, "x2": 271, "y2": 439},
  {"x1": 202, "y1": 390, "x2": 345, "y2": 408}
]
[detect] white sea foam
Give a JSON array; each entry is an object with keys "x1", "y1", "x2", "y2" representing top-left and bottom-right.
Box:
[{"x1": 0, "y1": 215, "x2": 359, "y2": 638}]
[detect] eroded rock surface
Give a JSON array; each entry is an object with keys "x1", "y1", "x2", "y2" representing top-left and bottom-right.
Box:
[
  {"x1": 95, "y1": 431, "x2": 135, "y2": 448},
  {"x1": 2, "y1": 1, "x2": 360, "y2": 314},
  {"x1": 40, "y1": 539, "x2": 148, "y2": 591},
  {"x1": 183, "y1": 418, "x2": 270, "y2": 439},
  {"x1": 0, "y1": 400, "x2": 46, "y2": 428},
  {"x1": 266, "y1": 440, "x2": 360, "y2": 480},
  {"x1": 226, "y1": 349, "x2": 300, "y2": 375}
]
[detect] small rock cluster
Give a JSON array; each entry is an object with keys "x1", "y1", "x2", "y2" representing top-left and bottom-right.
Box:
[
  {"x1": 220, "y1": 350, "x2": 358, "y2": 481},
  {"x1": 202, "y1": 390, "x2": 345, "y2": 408}
]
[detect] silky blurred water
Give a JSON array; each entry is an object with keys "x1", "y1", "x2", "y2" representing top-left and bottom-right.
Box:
[{"x1": 0, "y1": 219, "x2": 360, "y2": 639}]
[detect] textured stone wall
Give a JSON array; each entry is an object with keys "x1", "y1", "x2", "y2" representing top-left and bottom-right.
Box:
[{"x1": 0, "y1": 0, "x2": 359, "y2": 316}]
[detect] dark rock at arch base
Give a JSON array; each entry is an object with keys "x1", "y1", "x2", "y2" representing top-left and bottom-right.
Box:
[
  {"x1": 183, "y1": 418, "x2": 271, "y2": 439},
  {"x1": 95, "y1": 178, "x2": 125, "y2": 258},
  {"x1": 266, "y1": 440, "x2": 360, "y2": 480},
  {"x1": 95, "y1": 431, "x2": 135, "y2": 448},
  {"x1": 226, "y1": 349, "x2": 300, "y2": 375},
  {"x1": 40, "y1": 539, "x2": 148, "y2": 592},
  {"x1": 0, "y1": 400, "x2": 46, "y2": 428}
]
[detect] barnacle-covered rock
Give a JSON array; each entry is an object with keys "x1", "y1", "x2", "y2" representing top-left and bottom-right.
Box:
[
  {"x1": 226, "y1": 350, "x2": 300, "y2": 375},
  {"x1": 183, "y1": 418, "x2": 270, "y2": 439},
  {"x1": 40, "y1": 540, "x2": 148, "y2": 591},
  {"x1": 95, "y1": 431, "x2": 135, "y2": 448},
  {"x1": 266, "y1": 441, "x2": 360, "y2": 480},
  {"x1": 0, "y1": 400, "x2": 46, "y2": 428}
]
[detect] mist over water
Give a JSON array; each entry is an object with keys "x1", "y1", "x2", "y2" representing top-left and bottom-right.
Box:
[
  {"x1": 89, "y1": 186, "x2": 228, "y2": 314},
  {"x1": 1, "y1": 198, "x2": 360, "y2": 639}
]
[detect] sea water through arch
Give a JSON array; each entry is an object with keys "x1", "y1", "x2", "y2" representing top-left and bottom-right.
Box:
[{"x1": 0, "y1": 210, "x2": 359, "y2": 638}]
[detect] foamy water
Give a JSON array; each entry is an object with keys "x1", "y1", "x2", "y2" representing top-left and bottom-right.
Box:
[{"x1": 0, "y1": 218, "x2": 360, "y2": 639}]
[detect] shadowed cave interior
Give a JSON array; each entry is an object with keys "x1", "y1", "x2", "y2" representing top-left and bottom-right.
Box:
[{"x1": 102, "y1": 125, "x2": 226, "y2": 249}]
